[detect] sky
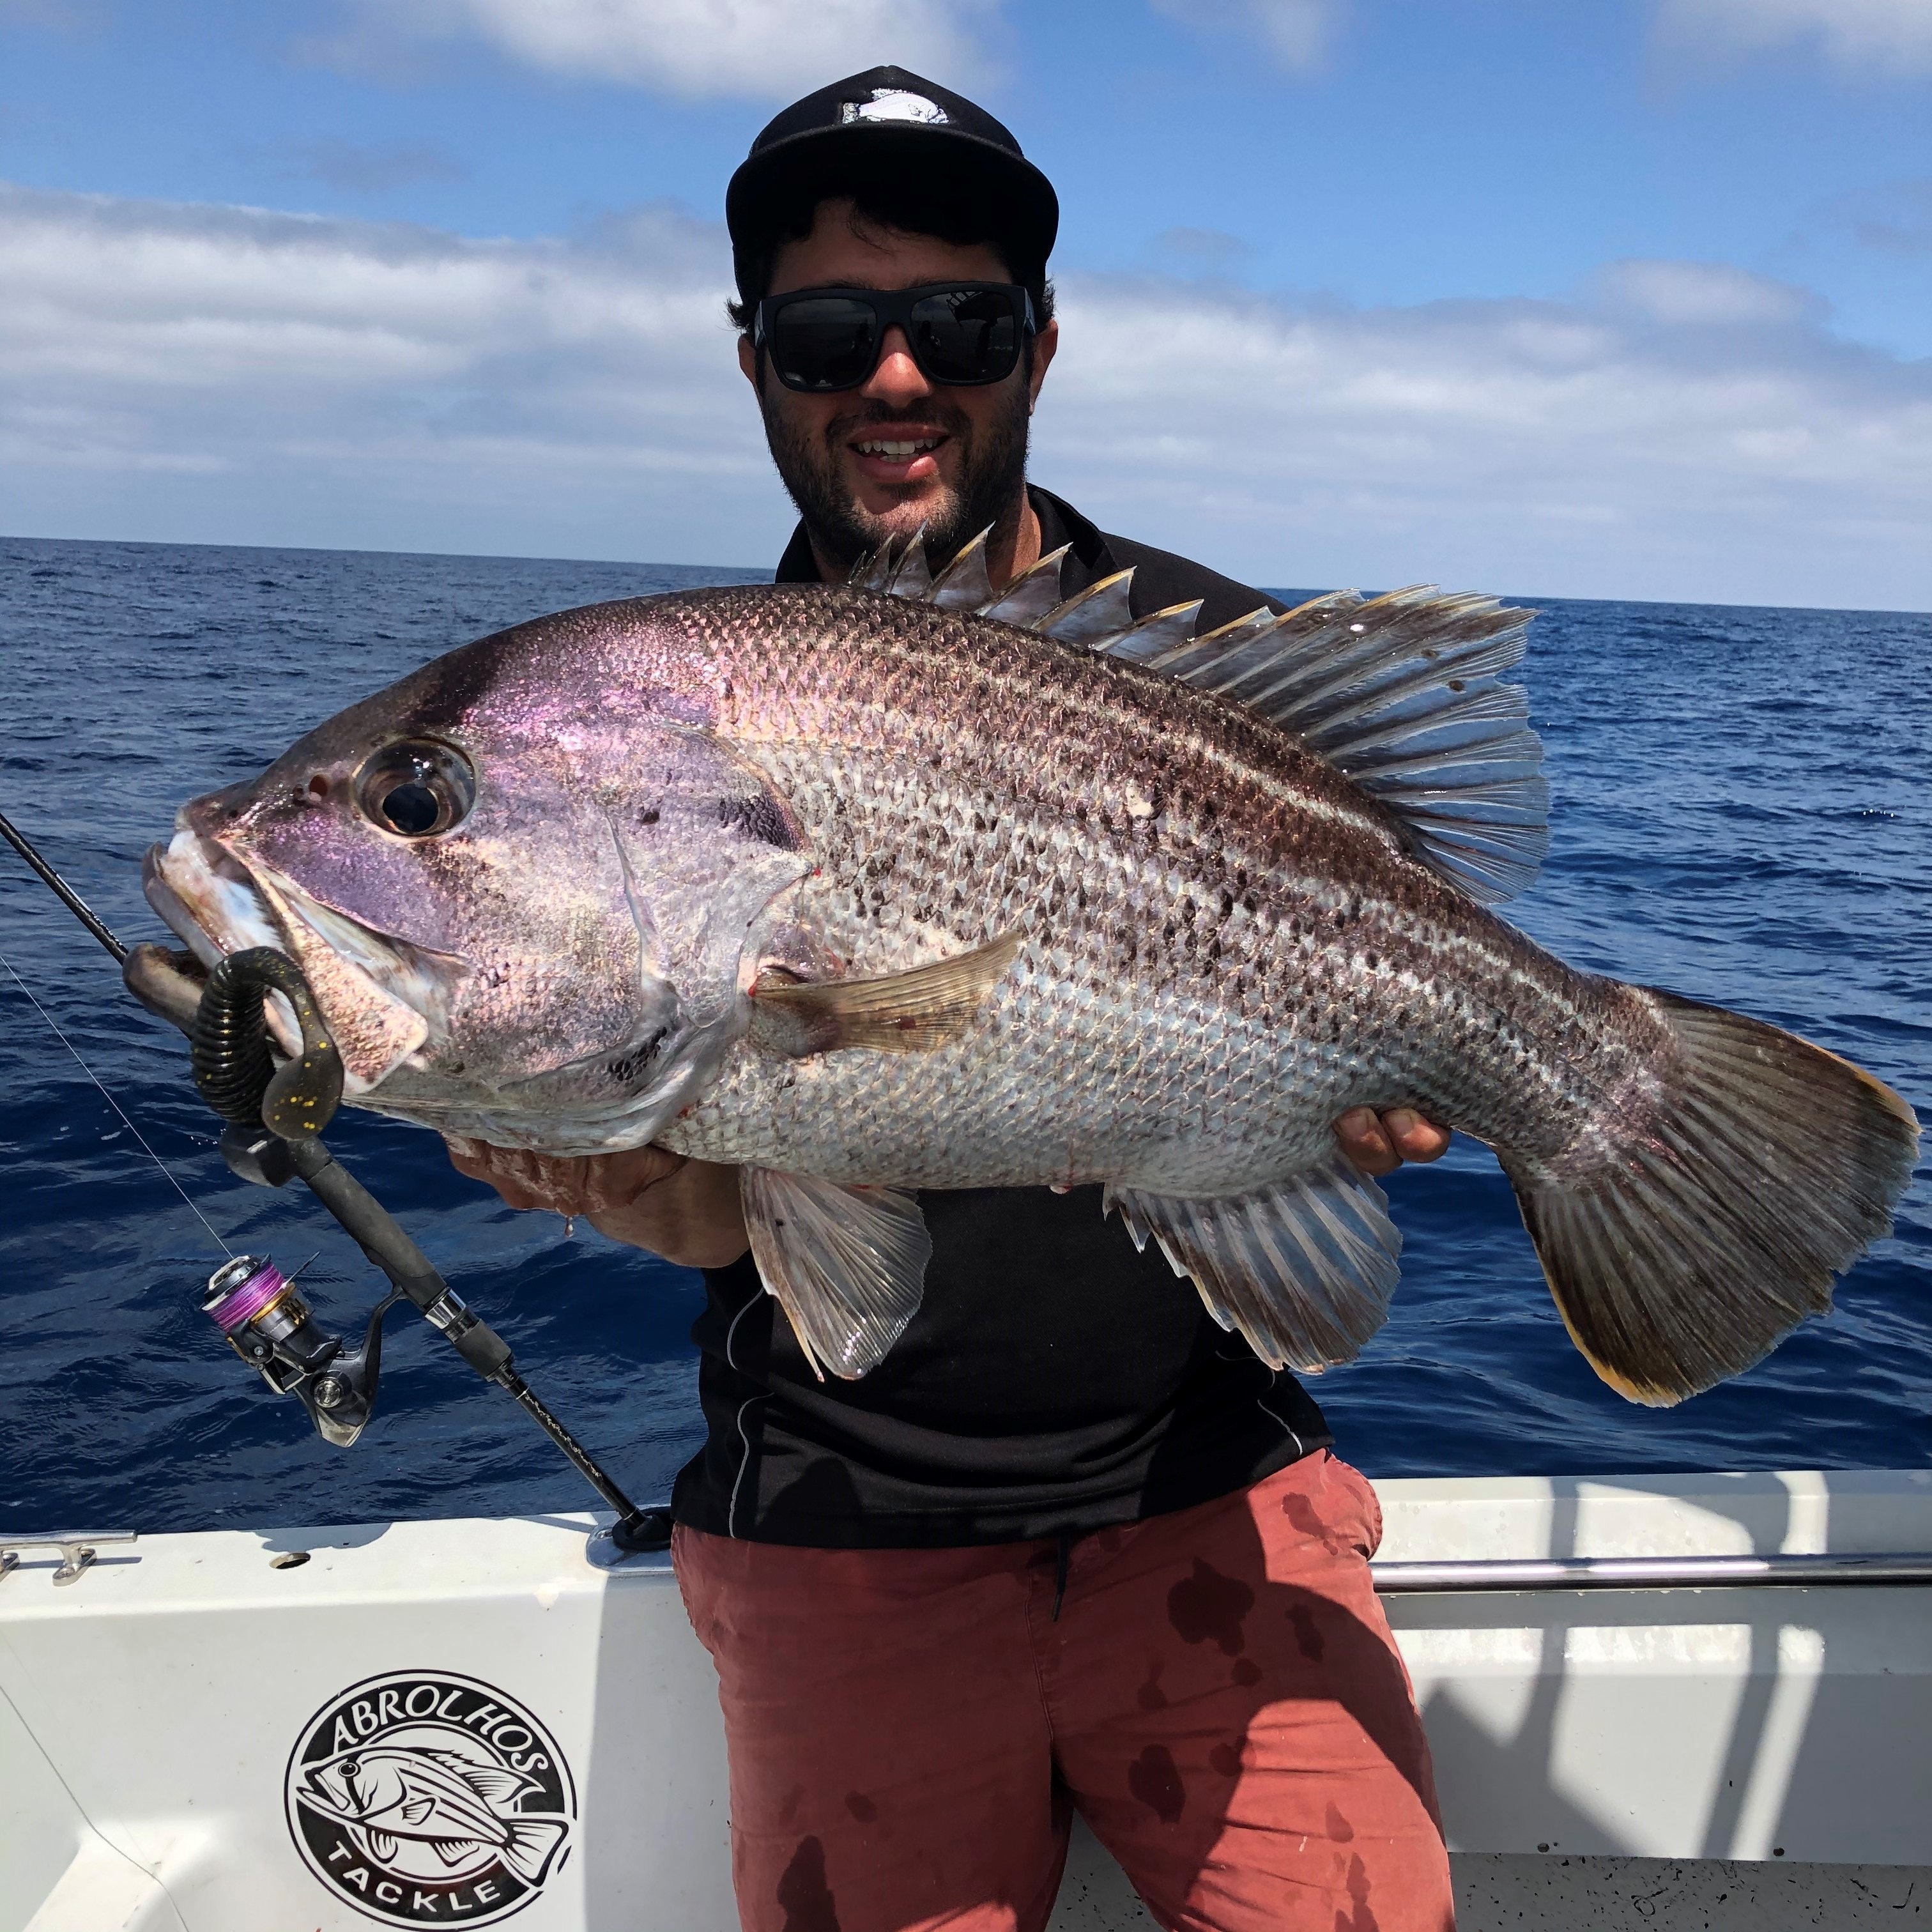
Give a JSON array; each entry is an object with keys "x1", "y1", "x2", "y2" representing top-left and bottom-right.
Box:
[{"x1": 3, "y1": 0, "x2": 1929, "y2": 609}]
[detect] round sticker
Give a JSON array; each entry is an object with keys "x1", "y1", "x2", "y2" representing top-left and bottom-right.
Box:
[{"x1": 285, "y1": 1669, "x2": 576, "y2": 1924}]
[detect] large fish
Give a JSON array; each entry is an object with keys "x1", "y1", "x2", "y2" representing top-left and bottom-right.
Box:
[
  {"x1": 298, "y1": 1742, "x2": 567, "y2": 1882},
  {"x1": 138, "y1": 535, "x2": 1919, "y2": 1399}
]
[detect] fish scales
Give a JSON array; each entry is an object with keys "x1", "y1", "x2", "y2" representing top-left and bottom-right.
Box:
[{"x1": 648, "y1": 587, "x2": 1646, "y2": 1190}]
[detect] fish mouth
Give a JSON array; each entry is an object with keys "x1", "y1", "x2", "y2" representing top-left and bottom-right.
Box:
[
  {"x1": 144, "y1": 831, "x2": 284, "y2": 969},
  {"x1": 144, "y1": 827, "x2": 448, "y2": 1092},
  {"x1": 143, "y1": 830, "x2": 303, "y2": 1054}
]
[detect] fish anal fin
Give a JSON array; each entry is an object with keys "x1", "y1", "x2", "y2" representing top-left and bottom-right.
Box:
[
  {"x1": 742, "y1": 1169, "x2": 931, "y2": 1380},
  {"x1": 748, "y1": 930, "x2": 1023, "y2": 1056},
  {"x1": 1105, "y1": 1155, "x2": 1402, "y2": 1370},
  {"x1": 431, "y1": 1837, "x2": 490, "y2": 1867}
]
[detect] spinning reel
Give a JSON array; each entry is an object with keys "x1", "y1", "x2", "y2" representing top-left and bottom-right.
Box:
[{"x1": 179, "y1": 944, "x2": 670, "y2": 1552}]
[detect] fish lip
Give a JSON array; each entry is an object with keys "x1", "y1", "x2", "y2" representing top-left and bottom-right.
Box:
[
  {"x1": 145, "y1": 836, "x2": 227, "y2": 964},
  {"x1": 144, "y1": 828, "x2": 302, "y2": 1052},
  {"x1": 144, "y1": 828, "x2": 448, "y2": 1086}
]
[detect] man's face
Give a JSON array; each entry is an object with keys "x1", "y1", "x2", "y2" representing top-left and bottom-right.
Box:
[{"x1": 740, "y1": 199, "x2": 1059, "y2": 574}]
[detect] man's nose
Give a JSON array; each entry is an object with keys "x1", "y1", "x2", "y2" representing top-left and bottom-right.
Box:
[{"x1": 859, "y1": 325, "x2": 933, "y2": 410}]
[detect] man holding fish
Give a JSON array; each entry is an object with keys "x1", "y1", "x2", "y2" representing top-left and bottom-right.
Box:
[
  {"x1": 138, "y1": 57, "x2": 1911, "y2": 1932},
  {"x1": 454, "y1": 68, "x2": 1461, "y2": 1932}
]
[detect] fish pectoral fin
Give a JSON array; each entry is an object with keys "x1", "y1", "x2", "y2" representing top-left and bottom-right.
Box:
[
  {"x1": 499, "y1": 1815, "x2": 571, "y2": 1885},
  {"x1": 399, "y1": 1796, "x2": 436, "y2": 1824},
  {"x1": 741, "y1": 1169, "x2": 931, "y2": 1381},
  {"x1": 1106, "y1": 1154, "x2": 1403, "y2": 1371},
  {"x1": 368, "y1": 1830, "x2": 398, "y2": 1862},
  {"x1": 748, "y1": 930, "x2": 1023, "y2": 1057}
]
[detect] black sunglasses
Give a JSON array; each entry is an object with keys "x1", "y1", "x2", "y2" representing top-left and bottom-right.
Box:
[{"x1": 754, "y1": 282, "x2": 1037, "y2": 393}]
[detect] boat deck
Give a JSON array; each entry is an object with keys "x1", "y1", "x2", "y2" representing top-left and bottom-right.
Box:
[{"x1": 5, "y1": 1469, "x2": 1930, "y2": 1929}]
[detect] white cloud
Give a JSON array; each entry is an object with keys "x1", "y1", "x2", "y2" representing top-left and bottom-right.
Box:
[
  {"x1": 3, "y1": 183, "x2": 1928, "y2": 611},
  {"x1": 1032, "y1": 264, "x2": 1931, "y2": 610},
  {"x1": 1593, "y1": 258, "x2": 1824, "y2": 328},
  {"x1": 0, "y1": 182, "x2": 790, "y2": 564},
  {"x1": 1149, "y1": 0, "x2": 1343, "y2": 72},
  {"x1": 1655, "y1": 0, "x2": 1932, "y2": 74},
  {"x1": 308, "y1": 0, "x2": 997, "y2": 98}
]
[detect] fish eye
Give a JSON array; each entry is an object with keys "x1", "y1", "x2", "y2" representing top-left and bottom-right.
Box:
[{"x1": 356, "y1": 740, "x2": 476, "y2": 839}]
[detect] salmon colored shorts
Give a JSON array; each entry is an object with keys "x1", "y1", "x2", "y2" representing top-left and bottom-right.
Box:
[{"x1": 673, "y1": 1451, "x2": 1453, "y2": 1932}]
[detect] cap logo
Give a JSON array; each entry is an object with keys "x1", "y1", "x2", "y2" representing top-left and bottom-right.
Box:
[{"x1": 842, "y1": 89, "x2": 948, "y2": 126}]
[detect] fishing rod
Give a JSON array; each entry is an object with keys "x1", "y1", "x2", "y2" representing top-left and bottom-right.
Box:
[{"x1": 0, "y1": 806, "x2": 668, "y2": 1556}]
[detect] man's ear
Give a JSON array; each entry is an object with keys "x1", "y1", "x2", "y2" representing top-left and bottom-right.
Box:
[
  {"x1": 1027, "y1": 319, "x2": 1059, "y2": 413},
  {"x1": 737, "y1": 332, "x2": 760, "y2": 393}
]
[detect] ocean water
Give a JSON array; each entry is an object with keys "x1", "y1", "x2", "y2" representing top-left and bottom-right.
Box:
[{"x1": 1, "y1": 535, "x2": 1926, "y2": 1537}]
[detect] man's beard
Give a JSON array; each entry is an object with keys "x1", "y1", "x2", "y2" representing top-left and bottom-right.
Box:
[{"x1": 761, "y1": 383, "x2": 1032, "y2": 578}]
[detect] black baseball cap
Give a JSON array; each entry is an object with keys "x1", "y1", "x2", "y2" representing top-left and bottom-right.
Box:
[{"x1": 726, "y1": 66, "x2": 1059, "y2": 307}]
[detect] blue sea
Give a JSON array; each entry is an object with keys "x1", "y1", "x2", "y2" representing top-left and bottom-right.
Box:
[{"x1": 1, "y1": 537, "x2": 1926, "y2": 1536}]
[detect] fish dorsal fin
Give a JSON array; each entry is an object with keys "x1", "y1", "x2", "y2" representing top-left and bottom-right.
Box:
[
  {"x1": 1163, "y1": 585, "x2": 1547, "y2": 903},
  {"x1": 1034, "y1": 568, "x2": 1138, "y2": 647},
  {"x1": 851, "y1": 535, "x2": 1547, "y2": 905},
  {"x1": 977, "y1": 544, "x2": 1070, "y2": 626},
  {"x1": 855, "y1": 526, "x2": 1070, "y2": 625},
  {"x1": 454, "y1": 1764, "x2": 534, "y2": 1808},
  {"x1": 417, "y1": 1749, "x2": 534, "y2": 1808},
  {"x1": 928, "y1": 527, "x2": 995, "y2": 609},
  {"x1": 1100, "y1": 584, "x2": 1547, "y2": 905},
  {"x1": 747, "y1": 930, "x2": 1023, "y2": 1057},
  {"x1": 1103, "y1": 599, "x2": 1204, "y2": 663},
  {"x1": 742, "y1": 1170, "x2": 930, "y2": 1379},
  {"x1": 886, "y1": 533, "x2": 932, "y2": 598},
  {"x1": 1105, "y1": 1152, "x2": 1402, "y2": 1372},
  {"x1": 850, "y1": 544, "x2": 897, "y2": 594}
]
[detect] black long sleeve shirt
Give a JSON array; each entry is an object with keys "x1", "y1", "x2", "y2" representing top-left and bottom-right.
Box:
[{"x1": 669, "y1": 487, "x2": 1329, "y2": 1546}]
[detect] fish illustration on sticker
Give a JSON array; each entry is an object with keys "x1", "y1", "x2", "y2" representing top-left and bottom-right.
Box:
[{"x1": 285, "y1": 1670, "x2": 575, "y2": 1924}]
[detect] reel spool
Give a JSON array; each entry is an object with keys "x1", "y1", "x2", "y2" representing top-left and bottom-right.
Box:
[{"x1": 201, "y1": 1254, "x2": 401, "y2": 1450}]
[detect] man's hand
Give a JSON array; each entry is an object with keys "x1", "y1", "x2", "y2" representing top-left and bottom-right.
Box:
[
  {"x1": 1333, "y1": 1108, "x2": 1452, "y2": 1177},
  {"x1": 445, "y1": 1137, "x2": 750, "y2": 1269}
]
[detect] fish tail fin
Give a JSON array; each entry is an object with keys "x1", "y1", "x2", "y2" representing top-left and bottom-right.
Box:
[
  {"x1": 1501, "y1": 988, "x2": 1919, "y2": 1406},
  {"x1": 498, "y1": 1814, "x2": 569, "y2": 1884}
]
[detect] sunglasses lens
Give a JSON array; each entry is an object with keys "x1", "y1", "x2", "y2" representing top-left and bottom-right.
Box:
[
  {"x1": 908, "y1": 289, "x2": 1022, "y2": 383},
  {"x1": 769, "y1": 298, "x2": 882, "y2": 391}
]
